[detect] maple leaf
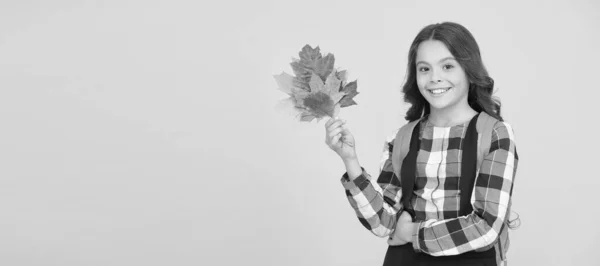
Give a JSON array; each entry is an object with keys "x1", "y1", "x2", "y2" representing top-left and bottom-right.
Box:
[
  {"x1": 273, "y1": 44, "x2": 359, "y2": 122},
  {"x1": 273, "y1": 72, "x2": 294, "y2": 95},
  {"x1": 290, "y1": 59, "x2": 312, "y2": 91},
  {"x1": 303, "y1": 91, "x2": 334, "y2": 118},
  {"x1": 303, "y1": 73, "x2": 334, "y2": 118},
  {"x1": 325, "y1": 72, "x2": 344, "y2": 103},
  {"x1": 291, "y1": 45, "x2": 336, "y2": 89},
  {"x1": 276, "y1": 97, "x2": 323, "y2": 122},
  {"x1": 299, "y1": 110, "x2": 317, "y2": 122},
  {"x1": 314, "y1": 53, "x2": 335, "y2": 82},
  {"x1": 291, "y1": 86, "x2": 310, "y2": 107},
  {"x1": 335, "y1": 70, "x2": 347, "y2": 87},
  {"x1": 299, "y1": 44, "x2": 322, "y2": 62},
  {"x1": 339, "y1": 80, "x2": 359, "y2": 107},
  {"x1": 300, "y1": 73, "x2": 346, "y2": 120},
  {"x1": 340, "y1": 80, "x2": 357, "y2": 94}
]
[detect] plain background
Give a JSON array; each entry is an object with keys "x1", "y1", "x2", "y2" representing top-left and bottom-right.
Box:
[{"x1": 0, "y1": 0, "x2": 598, "y2": 265}]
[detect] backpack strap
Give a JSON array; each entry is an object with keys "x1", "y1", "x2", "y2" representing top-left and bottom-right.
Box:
[
  {"x1": 474, "y1": 112, "x2": 505, "y2": 265},
  {"x1": 389, "y1": 119, "x2": 421, "y2": 219},
  {"x1": 475, "y1": 112, "x2": 498, "y2": 172},
  {"x1": 463, "y1": 112, "x2": 499, "y2": 214},
  {"x1": 391, "y1": 119, "x2": 421, "y2": 180},
  {"x1": 459, "y1": 114, "x2": 480, "y2": 215},
  {"x1": 399, "y1": 122, "x2": 422, "y2": 217}
]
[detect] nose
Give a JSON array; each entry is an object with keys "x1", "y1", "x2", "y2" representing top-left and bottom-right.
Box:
[{"x1": 429, "y1": 69, "x2": 442, "y2": 83}]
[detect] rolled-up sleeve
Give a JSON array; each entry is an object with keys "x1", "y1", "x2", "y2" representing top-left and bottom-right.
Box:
[{"x1": 341, "y1": 129, "x2": 405, "y2": 237}]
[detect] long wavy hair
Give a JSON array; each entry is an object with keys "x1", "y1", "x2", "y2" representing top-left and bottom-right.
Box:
[{"x1": 402, "y1": 22, "x2": 502, "y2": 122}]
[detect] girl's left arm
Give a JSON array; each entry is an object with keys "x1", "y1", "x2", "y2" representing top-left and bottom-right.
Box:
[{"x1": 411, "y1": 121, "x2": 519, "y2": 256}]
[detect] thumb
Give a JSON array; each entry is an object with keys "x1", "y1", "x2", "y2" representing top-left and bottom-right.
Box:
[
  {"x1": 341, "y1": 127, "x2": 352, "y2": 137},
  {"x1": 340, "y1": 123, "x2": 349, "y2": 133}
]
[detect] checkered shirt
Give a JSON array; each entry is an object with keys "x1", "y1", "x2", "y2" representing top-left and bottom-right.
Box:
[{"x1": 341, "y1": 118, "x2": 518, "y2": 261}]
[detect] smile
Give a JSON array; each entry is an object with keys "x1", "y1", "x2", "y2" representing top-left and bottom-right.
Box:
[{"x1": 428, "y1": 87, "x2": 451, "y2": 96}]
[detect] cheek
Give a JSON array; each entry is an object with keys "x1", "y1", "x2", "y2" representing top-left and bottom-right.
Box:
[
  {"x1": 452, "y1": 69, "x2": 469, "y2": 85},
  {"x1": 416, "y1": 74, "x2": 427, "y2": 91},
  {"x1": 454, "y1": 80, "x2": 470, "y2": 98}
]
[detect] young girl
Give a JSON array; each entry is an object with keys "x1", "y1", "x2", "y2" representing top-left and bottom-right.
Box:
[{"x1": 325, "y1": 22, "x2": 518, "y2": 266}]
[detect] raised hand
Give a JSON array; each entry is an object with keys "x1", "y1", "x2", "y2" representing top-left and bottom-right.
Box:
[{"x1": 324, "y1": 117, "x2": 357, "y2": 161}]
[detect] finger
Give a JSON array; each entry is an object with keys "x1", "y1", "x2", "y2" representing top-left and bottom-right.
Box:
[
  {"x1": 339, "y1": 128, "x2": 351, "y2": 141},
  {"x1": 328, "y1": 128, "x2": 343, "y2": 138},
  {"x1": 325, "y1": 117, "x2": 336, "y2": 128},
  {"x1": 325, "y1": 130, "x2": 341, "y2": 145},
  {"x1": 325, "y1": 116, "x2": 342, "y2": 127},
  {"x1": 326, "y1": 119, "x2": 346, "y2": 132},
  {"x1": 327, "y1": 120, "x2": 343, "y2": 132},
  {"x1": 331, "y1": 133, "x2": 341, "y2": 146},
  {"x1": 341, "y1": 127, "x2": 351, "y2": 135}
]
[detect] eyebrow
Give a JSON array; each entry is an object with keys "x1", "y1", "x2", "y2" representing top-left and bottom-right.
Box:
[{"x1": 416, "y1": 56, "x2": 456, "y2": 65}]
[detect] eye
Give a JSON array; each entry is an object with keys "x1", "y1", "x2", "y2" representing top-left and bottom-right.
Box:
[
  {"x1": 418, "y1": 66, "x2": 429, "y2": 72},
  {"x1": 443, "y1": 64, "x2": 454, "y2": 70}
]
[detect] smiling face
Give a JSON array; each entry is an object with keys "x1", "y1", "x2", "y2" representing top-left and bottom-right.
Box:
[{"x1": 415, "y1": 40, "x2": 470, "y2": 113}]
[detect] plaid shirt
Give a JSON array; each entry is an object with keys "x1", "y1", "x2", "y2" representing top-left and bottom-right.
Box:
[{"x1": 341, "y1": 117, "x2": 518, "y2": 260}]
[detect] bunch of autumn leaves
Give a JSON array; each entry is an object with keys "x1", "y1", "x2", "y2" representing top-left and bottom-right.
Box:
[{"x1": 274, "y1": 45, "x2": 359, "y2": 122}]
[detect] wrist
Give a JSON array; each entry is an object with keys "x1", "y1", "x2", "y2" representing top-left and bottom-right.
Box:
[
  {"x1": 342, "y1": 156, "x2": 359, "y2": 166},
  {"x1": 342, "y1": 157, "x2": 361, "y2": 181},
  {"x1": 410, "y1": 222, "x2": 419, "y2": 242}
]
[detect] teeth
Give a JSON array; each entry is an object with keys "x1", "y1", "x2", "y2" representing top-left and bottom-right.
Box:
[{"x1": 430, "y1": 88, "x2": 449, "y2": 94}]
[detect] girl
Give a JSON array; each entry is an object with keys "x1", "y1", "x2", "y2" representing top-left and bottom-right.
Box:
[{"x1": 324, "y1": 22, "x2": 518, "y2": 266}]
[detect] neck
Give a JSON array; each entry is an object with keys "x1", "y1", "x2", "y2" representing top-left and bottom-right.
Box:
[{"x1": 428, "y1": 101, "x2": 477, "y2": 127}]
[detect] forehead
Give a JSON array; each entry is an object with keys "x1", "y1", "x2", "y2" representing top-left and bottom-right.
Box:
[{"x1": 415, "y1": 40, "x2": 453, "y2": 63}]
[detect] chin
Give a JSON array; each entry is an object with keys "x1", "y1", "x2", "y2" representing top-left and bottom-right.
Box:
[
  {"x1": 429, "y1": 105, "x2": 450, "y2": 111},
  {"x1": 425, "y1": 99, "x2": 451, "y2": 110}
]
